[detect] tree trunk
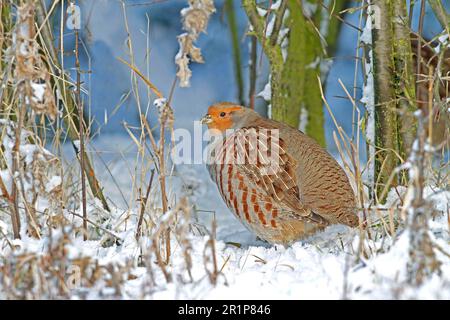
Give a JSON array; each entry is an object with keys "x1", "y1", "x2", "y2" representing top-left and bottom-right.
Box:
[
  {"x1": 244, "y1": 0, "x2": 348, "y2": 147},
  {"x1": 272, "y1": 0, "x2": 324, "y2": 146},
  {"x1": 370, "y1": 0, "x2": 417, "y2": 201},
  {"x1": 392, "y1": 0, "x2": 416, "y2": 158}
]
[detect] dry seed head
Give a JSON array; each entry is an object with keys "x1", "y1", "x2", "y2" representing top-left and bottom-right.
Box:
[
  {"x1": 175, "y1": 0, "x2": 216, "y2": 87},
  {"x1": 14, "y1": 3, "x2": 57, "y2": 120}
]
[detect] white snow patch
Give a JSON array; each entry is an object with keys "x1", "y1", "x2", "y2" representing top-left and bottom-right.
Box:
[
  {"x1": 257, "y1": 79, "x2": 272, "y2": 102},
  {"x1": 360, "y1": 9, "x2": 376, "y2": 187},
  {"x1": 319, "y1": 0, "x2": 331, "y2": 39},
  {"x1": 256, "y1": 7, "x2": 267, "y2": 17},
  {"x1": 154, "y1": 97, "x2": 168, "y2": 113},
  {"x1": 298, "y1": 107, "x2": 308, "y2": 132},
  {"x1": 72, "y1": 139, "x2": 81, "y2": 153},
  {"x1": 45, "y1": 176, "x2": 62, "y2": 193},
  {"x1": 0, "y1": 220, "x2": 8, "y2": 236},
  {"x1": 280, "y1": 9, "x2": 290, "y2": 61},
  {"x1": 271, "y1": 0, "x2": 282, "y2": 10},
  {"x1": 302, "y1": 0, "x2": 318, "y2": 18},
  {"x1": 265, "y1": 15, "x2": 276, "y2": 38},
  {"x1": 306, "y1": 57, "x2": 321, "y2": 69},
  {"x1": 435, "y1": 34, "x2": 449, "y2": 53},
  {"x1": 31, "y1": 83, "x2": 46, "y2": 103}
]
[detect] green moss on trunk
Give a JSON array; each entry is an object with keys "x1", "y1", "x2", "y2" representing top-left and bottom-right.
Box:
[
  {"x1": 370, "y1": 0, "x2": 417, "y2": 201},
  {"x1": 272, "y1": 0, "x2": 324, "y2": 146},
  {"x1": 392, "y1": 0, "x2": 417, "y2": 159},
  {"x1": 244, "y1": 0, "x2": 351, "y2": 147}
]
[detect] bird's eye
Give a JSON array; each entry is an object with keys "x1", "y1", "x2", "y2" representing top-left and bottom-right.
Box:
[{"x1": 219, "y1": 112, "x2": 226, "y2": 117}]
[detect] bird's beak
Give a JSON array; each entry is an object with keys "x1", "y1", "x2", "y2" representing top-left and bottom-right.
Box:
[{"x1": 200, "y1": 114, "x2": 212, "y2": 124}]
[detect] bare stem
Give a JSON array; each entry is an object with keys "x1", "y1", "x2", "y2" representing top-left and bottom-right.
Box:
[
  {"x1": 136, "y1": 169, "x2": 155, "y2": 241},
  {"x1": 74, "y1": 26, "x2": 88, "y2": 241},
  {"x1": 249, "y1": 35, "x2": 257, "y2": 109},
  {"x1": 11, "y1": 105, "x2": 23, "y2": 239}
]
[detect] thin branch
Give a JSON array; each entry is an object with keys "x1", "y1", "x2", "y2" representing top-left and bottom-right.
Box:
[
  {"x1": 67, "y1": 210, "x2": 123, "y2": 242},
  {"x1": 269, "y1": 0, "x2": 288, "y2": 46},
  {"x1": 136, "y1": 169, "x2": 155, "y2": 241},
  {"x1": 74, "y1": 22, "x2": 88, "y2": 241},
  {"x1": 249, "y1": 35, "x2": 257, "y2": 109},
  {"x1": 243, "y1": 0, "x2": 268, "y2": 45}
]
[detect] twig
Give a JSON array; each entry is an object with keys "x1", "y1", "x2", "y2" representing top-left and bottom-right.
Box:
[
  {"x1": 249, "y1": 35, "x2": 257, "y2": 109},
  {"x1": 318, "y1": 1, "x2": 363, "y2": 33},
  {"x1": 158, "y1": 110, "x2": 170, "y2": 264},
  {"x1": 269, "y1": 0, "x2": 287, "y2": 46},
  {"x1": 203, "y1": 218, "x2": 220, "y2": 285},
  {"x1": 117, "y1": 57, "x2": 163, "y2": 99},
  {"x1": 0, "y1": 227, "x2": 14, "y2": 250},
  {"x1": 74, "y1": 15, "x2": 88, "y2": 241},
  {"x1": 11, "y1": 87, "x2": 24, "y2": 240},
  {"x1": 416, "y1": 0, "x2": 426, "y2": 105},
  {"x1": 0, "y1": 175, "x2": 13, "y2": 203},
  {"x1": 136, "y1": 169, "x2": 155, "y2": 241},
  {"x1": 67, "y1": 210, "x2": 123, "y2": 242}
]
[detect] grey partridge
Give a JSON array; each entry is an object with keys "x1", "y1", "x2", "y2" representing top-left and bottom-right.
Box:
[{"x1": 201, "y1": 103, "x2": 358, "y2": 245}]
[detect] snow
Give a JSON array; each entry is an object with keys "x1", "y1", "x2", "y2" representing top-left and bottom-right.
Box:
[
  {"x1": 154, "y1": 97, "x2": 167, "y2": 108},
  {"x1": 279, "y1": 9, "x2": 290, "y2": 61},
  {"x1": 319, "y1": 0, "x2": 331, "y2": 39},
  {"x1": 360, "y1": 8, "x2": 375, "y2": 187},
  {"x1": 270, "y1": 1, "x2": 282, "y2": 11},
  {"x1": 302, "y1": 0, "x2": 318, "y2": 18},
  {"x1": 73, "y1": 139, "x2": 81, "y2": 151},
  {"x1": 154, "y1": 97, "x2": 168, "y2": 113},
  {"x1": 0, "y1": 220, "x2": 8, "y2": 236},
  {"x1": 256, "y1": 7, "x2": 267, "y2": 17},
  {"x1": 45, "y1": 176, "x2": 62, "y2": 193},
  {"x1": 298, "y1": 107, "x2": 308, "y2": 132},
  {"x1": 306, "y1": 57, "x2": 321, "y2": 69},
  {"x1": 257, "y1": 1, "x2": 282, "y2": 17},
  {"x1": 1, "y1": 133, "x2": 449, "y2": 299},
  {"x1": 257, "y1": 78, "x2": 271, "y2": 102},
  {"x1": 31, "y1": 83, "x2": 46, "y2": 103},
  {"x1": 265, "y1": 15, "x2": 276, "y2": 38},
  {"x1": 435, "y1": 33, "x2": 449, "y2": 53}
]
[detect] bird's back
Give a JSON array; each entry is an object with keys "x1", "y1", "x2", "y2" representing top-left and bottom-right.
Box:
[{"x1": 275, "y1": 121, "x2": 358, "y2": 226}]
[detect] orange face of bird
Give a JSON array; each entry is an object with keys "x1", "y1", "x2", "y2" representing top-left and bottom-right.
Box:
[{"x1": 200, "y1": 104, "x2": 242, "y2": 133}]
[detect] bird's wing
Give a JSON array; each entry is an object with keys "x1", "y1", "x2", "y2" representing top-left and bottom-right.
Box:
[
  {"x1": 279, "y1": 130, "x2": 358, "y2": 227},
  {"x1": 217, "y1": 127, "x2": 327, "y2": 225}
]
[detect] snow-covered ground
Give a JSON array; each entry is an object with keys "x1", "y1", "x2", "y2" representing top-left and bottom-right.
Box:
[{"x1": 2, "y1": 135, "x2": 448, "y2": 300}]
